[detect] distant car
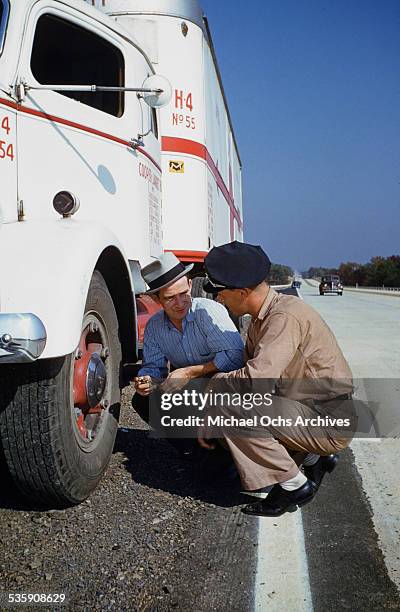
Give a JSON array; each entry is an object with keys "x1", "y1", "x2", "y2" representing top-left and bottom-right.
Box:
[
  {"x1": 292, "y1": 280, "x2": 302, "y2": 288},
  {"x1": 319, "y1": 275, "x2": 343, "y2": 295}
]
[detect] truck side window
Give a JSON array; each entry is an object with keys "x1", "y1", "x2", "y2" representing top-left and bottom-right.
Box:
[
  {"x1": 0, "y1": 0, "x2": 10, "y2": 56},
  {"x1": 31, "y1": 14, "x2": 124, "y2": 117}
]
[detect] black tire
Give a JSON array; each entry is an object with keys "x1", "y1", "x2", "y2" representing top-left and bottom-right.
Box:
[{"x1": 0, "y1": 271, "x2": 122, "y2": 507}]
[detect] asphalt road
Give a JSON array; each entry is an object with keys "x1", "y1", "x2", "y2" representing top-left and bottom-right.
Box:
[
  {"x1": 301, "y1": 279, "x2": 400, "y2": 602},
  {"x1": 0, "y1": 284, "x2": 399, "y2": 611}
]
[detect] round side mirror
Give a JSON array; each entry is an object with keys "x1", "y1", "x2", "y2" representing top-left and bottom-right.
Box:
[{"x1": 141, "y1": 74, "x2": 172, "y2": 108}]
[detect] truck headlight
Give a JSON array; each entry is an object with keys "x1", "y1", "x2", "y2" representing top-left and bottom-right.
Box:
[{"x1": 53, "y1": 191, "x2": 80, "y2": 217}]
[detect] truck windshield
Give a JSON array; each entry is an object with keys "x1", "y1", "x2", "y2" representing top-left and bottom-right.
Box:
[{"x1": 0, "y1": 0, "x2": 10, "y2": 56}]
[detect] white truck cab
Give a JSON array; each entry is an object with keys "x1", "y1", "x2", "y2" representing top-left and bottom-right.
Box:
[
  {"x1": 0, "y1": 0, "x2": 169, "y2": 506},
  {"x1": 0, "y1": 0, "x2": 242, "y2": 507}
]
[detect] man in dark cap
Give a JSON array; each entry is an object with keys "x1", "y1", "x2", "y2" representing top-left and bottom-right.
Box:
[{"x1": 201, "y1": 241, "x2": 355, "y2": 517}]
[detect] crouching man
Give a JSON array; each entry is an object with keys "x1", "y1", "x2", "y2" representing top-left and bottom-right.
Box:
[{"x1": 199, "y1": 241, "x2": 356, "y2": 517}]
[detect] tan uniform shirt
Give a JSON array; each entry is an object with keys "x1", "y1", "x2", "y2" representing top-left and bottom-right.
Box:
[{"x1": 218, "y1": 288, "x2": 353, "y2": 401}]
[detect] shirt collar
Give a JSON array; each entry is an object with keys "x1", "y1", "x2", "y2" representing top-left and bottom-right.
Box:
[
  {"x1": 186, "y1": 298, "x2": 196, "y2": 322},
  {"x1": 256, "y1": 287, "x2": 279, "y2": 320}
]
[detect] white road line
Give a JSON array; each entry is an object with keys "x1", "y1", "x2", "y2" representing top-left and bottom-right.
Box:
[
  {"x1": 351, "y1": 381, "x2": 400, "y2": 588},
  {"x1": 254, "y1": 510, "x2": 313, "y2": 612},
  {"x1": 252, "y1": 286, "x2": 311, "y2": 612}
]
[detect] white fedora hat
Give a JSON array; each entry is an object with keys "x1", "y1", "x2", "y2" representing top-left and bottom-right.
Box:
[{"x1": 141, "y1": 252, "x2": 194, "y2": 294}]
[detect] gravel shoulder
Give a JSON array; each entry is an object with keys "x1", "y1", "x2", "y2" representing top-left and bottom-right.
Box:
[{"x1": 0, "y1": 385, "x2": 256, "y2": 612}]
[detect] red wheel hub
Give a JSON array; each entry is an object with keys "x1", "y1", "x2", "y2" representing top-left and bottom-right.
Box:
[{"x1": 73, "y1": 322, "x2": 107, "y2": 440}]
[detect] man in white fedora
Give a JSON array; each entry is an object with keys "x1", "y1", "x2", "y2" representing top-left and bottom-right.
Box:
[{"x1": 132, "y1": 252, "x2": 244, "y2": 456}]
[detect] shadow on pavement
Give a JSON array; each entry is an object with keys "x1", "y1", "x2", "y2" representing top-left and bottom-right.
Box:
[
  {"x1": 114, "y1": 427, "x2": 248, "y2": 508},
  {"x1": 0, "y1": 457, "x2": 39, "y2": 512},
  {"x1": 0, "y1": 426, "x2": 247, "y2": 511}
]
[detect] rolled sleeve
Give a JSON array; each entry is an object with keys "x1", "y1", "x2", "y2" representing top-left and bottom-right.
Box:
[{"x1": 214, "y1": 348, "x2": 245, "y2": 372}]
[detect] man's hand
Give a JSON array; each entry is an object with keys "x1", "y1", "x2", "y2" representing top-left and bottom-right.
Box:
[
  {"x1": 133, "y1": 375, "x2": 153, "y2": 396},
  {"x1": 161, "y1": 367, "x2": 194, "y2": 393},
  {"x1": 162, "y1": 362, "x2": 219, "y2": 394}
]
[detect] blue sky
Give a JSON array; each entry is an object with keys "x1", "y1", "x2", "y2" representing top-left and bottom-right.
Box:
[{"x1": 201, "y1": 0, "x2": 400, "y2": 271}]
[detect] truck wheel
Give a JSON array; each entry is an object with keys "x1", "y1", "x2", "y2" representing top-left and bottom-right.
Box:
[{"x1": 0, "y1": 271, "x2": 122, "y2": 507}]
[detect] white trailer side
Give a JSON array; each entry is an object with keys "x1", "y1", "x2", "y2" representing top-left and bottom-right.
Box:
[{"x1": 92, "y1": 0, "x2": 244, "y2": 265}]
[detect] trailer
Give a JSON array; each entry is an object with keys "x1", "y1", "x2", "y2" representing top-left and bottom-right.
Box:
[
  {"x1": 0, "y1": 0, "x2": 242, "y2": 506},
  {"x1": 92, "y1": 0, "x2": 243, "y2": 289},
  {"x1": 93, "y1": 0, "x2": 245, "y2": 336}
]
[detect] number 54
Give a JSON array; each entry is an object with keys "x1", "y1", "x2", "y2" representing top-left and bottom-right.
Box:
[{"x1": 0, "y1": 140, "x2": 14, "y2": 161}]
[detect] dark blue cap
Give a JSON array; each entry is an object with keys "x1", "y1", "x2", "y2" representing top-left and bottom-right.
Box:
[{"x1": 204, "y1": 241, "x2": 271, "y2": 293}]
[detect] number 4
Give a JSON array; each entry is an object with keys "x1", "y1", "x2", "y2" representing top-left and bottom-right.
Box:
[
  {"x1": 186, "y1": 93, "x2": 193, "y2": 112},
  {"x1": 6, "y1": 143, "x2": 14, "y2": 161},
  {"x1": 1, "y1": 116, "x2": 10, "y2": 135}
]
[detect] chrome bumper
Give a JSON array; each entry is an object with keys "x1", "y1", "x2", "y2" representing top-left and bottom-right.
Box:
[{"x1": 0, "y1": 313, "x2": 47, "y2": 363}]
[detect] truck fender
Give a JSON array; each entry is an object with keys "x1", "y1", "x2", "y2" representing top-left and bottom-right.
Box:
[{"x1": 0, "y1": 219, "x2": 137, "y2": 361}]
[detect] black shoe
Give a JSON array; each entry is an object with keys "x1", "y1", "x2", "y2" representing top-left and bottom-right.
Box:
[
  {"x1": 303, "y1": 454, "x2": 339, "y2": 491},
  {"x1": 241, "y1": 479, "x2": 315, "y2": 517}
]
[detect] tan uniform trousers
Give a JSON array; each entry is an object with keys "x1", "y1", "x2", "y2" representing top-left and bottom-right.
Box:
[{"x1": 219, "y1": 395, "x2": 356, "y2": 491}]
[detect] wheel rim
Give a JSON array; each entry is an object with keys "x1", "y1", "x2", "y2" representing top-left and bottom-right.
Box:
[{"x1": 72, "y1": 313, "x2": 111, "y2": 446}]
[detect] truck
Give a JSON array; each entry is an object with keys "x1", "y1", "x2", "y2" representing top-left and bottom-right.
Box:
[{"x1": 0, "y1": 0, "x2": 243, "y2": 507}]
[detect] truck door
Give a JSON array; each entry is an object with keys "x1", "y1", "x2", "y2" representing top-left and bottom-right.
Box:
[{"x1": 13, "y1": 1, "x2": 162, "y2": 261}]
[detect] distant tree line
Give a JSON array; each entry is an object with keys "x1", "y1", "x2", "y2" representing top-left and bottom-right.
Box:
[
  {"x1": 303, "y1": 266, "x2": 339, "y2": 279},
  {"x1": 269, "y1": 263, "x2": 294, "y2": 285},
  {"x1": 303, "y1": 255, "x2": 400, "y2": 287}
]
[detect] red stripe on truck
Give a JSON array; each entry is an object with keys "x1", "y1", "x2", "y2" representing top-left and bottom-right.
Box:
[
  {"x1": 166, "y1": 250, "x2": 208, "y2": 263},
  {"x1": 162, "y1": 136, "x2": 207, "y2": 160},
  {"x1": 161, "y1": 136, "x2": 243, "y2": 231},
  {"x1": 0, "y1": 97, "x2": 162, "y2": 173}
]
